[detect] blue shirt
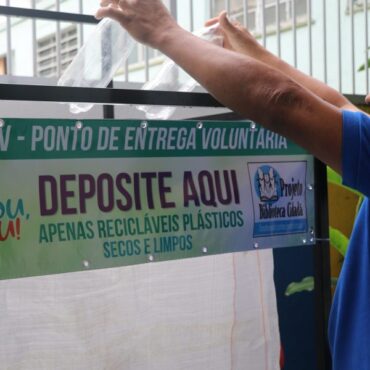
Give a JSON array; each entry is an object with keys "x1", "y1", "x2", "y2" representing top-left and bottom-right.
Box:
[{"x1": 329, "y1": 110, "x2": 370, "y2": 370}]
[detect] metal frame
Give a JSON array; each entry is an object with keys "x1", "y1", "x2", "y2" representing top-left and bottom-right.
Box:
[
  {"x1": 0, "y1": 83, "x2": 334, "y2": 370},
  {"x1": 314, "y1": 158, "x2": 332, "y2": 370},
  {"x1": 0, "y1": 83, "x2": 222, "y2": 108},
  {"x1": 0, "y1": 81, "x2": 333, "y2": 370},
  {"x1": 0, "y1": 4, "x2": 339, "y2": 370},
  {"x1": 0, "y1": 82, "x2": 361, "y2": 111},
  {"x1": 0, "y1": 6, "x2": 98, "y2": 24},
  {"x1": 0, "y1": 2, "x2": 218, "y2": 103}
]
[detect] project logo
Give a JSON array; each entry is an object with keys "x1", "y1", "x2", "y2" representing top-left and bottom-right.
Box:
[
  {"x1": 249, "y1": 161, "x2": 308, "y2": 238},
  {"x1": 254, "y1": 165, "x2": 281, "y2": 203}
]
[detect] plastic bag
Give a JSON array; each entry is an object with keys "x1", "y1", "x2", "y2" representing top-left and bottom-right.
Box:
[
  {"x1": 58, "y1": 19, "x2": 222, "y2": 116},
  {"x1": 137, "y1": 23, "x2": 223, "y2": 120},
  {"x1": 58, "y1": 18, "x2": 135, "y2": 114}
]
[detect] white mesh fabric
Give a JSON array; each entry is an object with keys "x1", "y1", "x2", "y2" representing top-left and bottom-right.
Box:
[{"x1": 0, "y1": 250, "x2": 280, "y2": 370}]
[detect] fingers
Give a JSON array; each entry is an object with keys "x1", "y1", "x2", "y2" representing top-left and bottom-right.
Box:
[
  {"x1": 219, "y1": 11, "x2": 236, "y2": 33},
  {"x1": 205, "y1": 10, "x2": 230, "y2": 27},
  {"x1": 95, "y1": 5, "x2": 124, "y2": 21},
  {"x1": 205, "y1": 16, "x2": 220, "y2": 27}
]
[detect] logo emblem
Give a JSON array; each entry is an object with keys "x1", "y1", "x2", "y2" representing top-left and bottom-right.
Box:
[{"x1": 254, "y1": 165, "x2": 280, "y2": 202}]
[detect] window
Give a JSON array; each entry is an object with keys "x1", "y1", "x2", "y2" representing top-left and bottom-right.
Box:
[
  {"x1": 128, "y1": 44, "x2": 162, "y2": 67},
  {"x1": 37, "y1": 25, "x2": 78, "y2": 77},
  {"x1": 346, "y1": 0, "x2": 367, "y2": 13},
  {"x1": 212, "y1": 0, "x2": 307, "y2": 34}
]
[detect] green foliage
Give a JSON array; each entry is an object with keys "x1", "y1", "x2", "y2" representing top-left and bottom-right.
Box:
[
  {"x1": 358, "y1": 59, "x2": 370, "y2": 72},
  {"x1": 358, "y1": 49, "x2": 370, "y2": 72}
]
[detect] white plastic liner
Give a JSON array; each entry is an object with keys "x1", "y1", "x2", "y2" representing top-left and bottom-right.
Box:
[
  {"x1": 0, "y1": 250, "x2": 280, "y2": 370},
  {"x1": 58, "y1": 20, "x2": 223, "y2": 119},
  {"x1": 58, "y1": 18, "x2": 135, "y2": 114}
]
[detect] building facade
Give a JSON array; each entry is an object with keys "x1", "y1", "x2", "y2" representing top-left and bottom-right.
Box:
[{"x1": 0, "y1": 0, "x2": 369, "y2": 95}]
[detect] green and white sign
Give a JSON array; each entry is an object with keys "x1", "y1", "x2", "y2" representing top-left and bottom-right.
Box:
[{"x1": 0, "y1": 119, "x2": 315, "y2": 280}]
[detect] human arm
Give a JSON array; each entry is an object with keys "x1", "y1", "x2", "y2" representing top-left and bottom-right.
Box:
[
  {"x1": 206, "y1": 12, "x2": 357, "y2": 112},
  {"x1": 96, "y1": 0, "x2": 342, "y2": 173}
]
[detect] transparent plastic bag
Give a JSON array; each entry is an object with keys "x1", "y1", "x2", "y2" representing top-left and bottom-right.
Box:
[
  {"x1": 137, "y1": 23, "x2": 223, "y2": 120},
  {"x1": 58, "y1": 18, "x2": 135, "y2": 114},
  {"x1": 58, "y1": 19, "x2": 222, "y2": 116}
]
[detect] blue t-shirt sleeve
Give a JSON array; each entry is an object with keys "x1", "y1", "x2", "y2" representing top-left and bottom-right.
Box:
[{"x1": 342, "y1": 110, "x2": 370, "y2": 197}]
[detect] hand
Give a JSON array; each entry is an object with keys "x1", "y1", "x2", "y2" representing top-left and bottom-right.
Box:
[
  {"x1": 96, "y1": 0, "x2": 179, "y2": 49},
  {"x1": 206, "y1": 11, "x2": 265, "y2": 59}
]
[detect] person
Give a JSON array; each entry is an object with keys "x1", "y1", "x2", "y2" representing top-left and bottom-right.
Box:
[{"x1": 96, "y1": 1, "x2": 370, "y2": 369}]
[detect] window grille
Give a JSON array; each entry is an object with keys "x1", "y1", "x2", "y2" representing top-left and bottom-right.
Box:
[
  {"x1": 346, "y1": 0, "x2": 367, "y2": 14},
  {"x1": 212, "y1": 0, "x2": 307, "y2": 33},
  {"x1": 37, "y1": 24, "x2": 78, "y2": 77}
]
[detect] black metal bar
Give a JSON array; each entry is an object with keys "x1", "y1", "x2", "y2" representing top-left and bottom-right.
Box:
[
  {"x1": 191, "y1": 112, "x2": 241, "y2": 121},
  {"x1": 103, "y1": 81, "x2": 115, "y2": 119},
  {"x1": 0, "y1": 84, "x2": 223, "y2": 108},
  {"x1": 0, "y1": 6, "x2": 98, "y2": 24},
  {"x1": 0, "y1": 83, "x2": 365, "y2": 110},
  {"x1": 0, "y1": 77, "x2": 334, "y2": 368},
  {"x1": 345, "y1": 94, "x2": 366, "y2": 105},
  {"x1": 101, "y1": 24, "x2": 114, "y2": 119},
  {"x1": 314, "y1": 159, "x2": 332, "y2": 370}
]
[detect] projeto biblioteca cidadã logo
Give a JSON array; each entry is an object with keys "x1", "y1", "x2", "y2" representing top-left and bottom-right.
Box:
[
  {"x1": 249, "y1": 162, "x2": 308, "y2": 238},
  {"x1": 254, "y1": 165, "x2": 281, "y2": 203}
]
